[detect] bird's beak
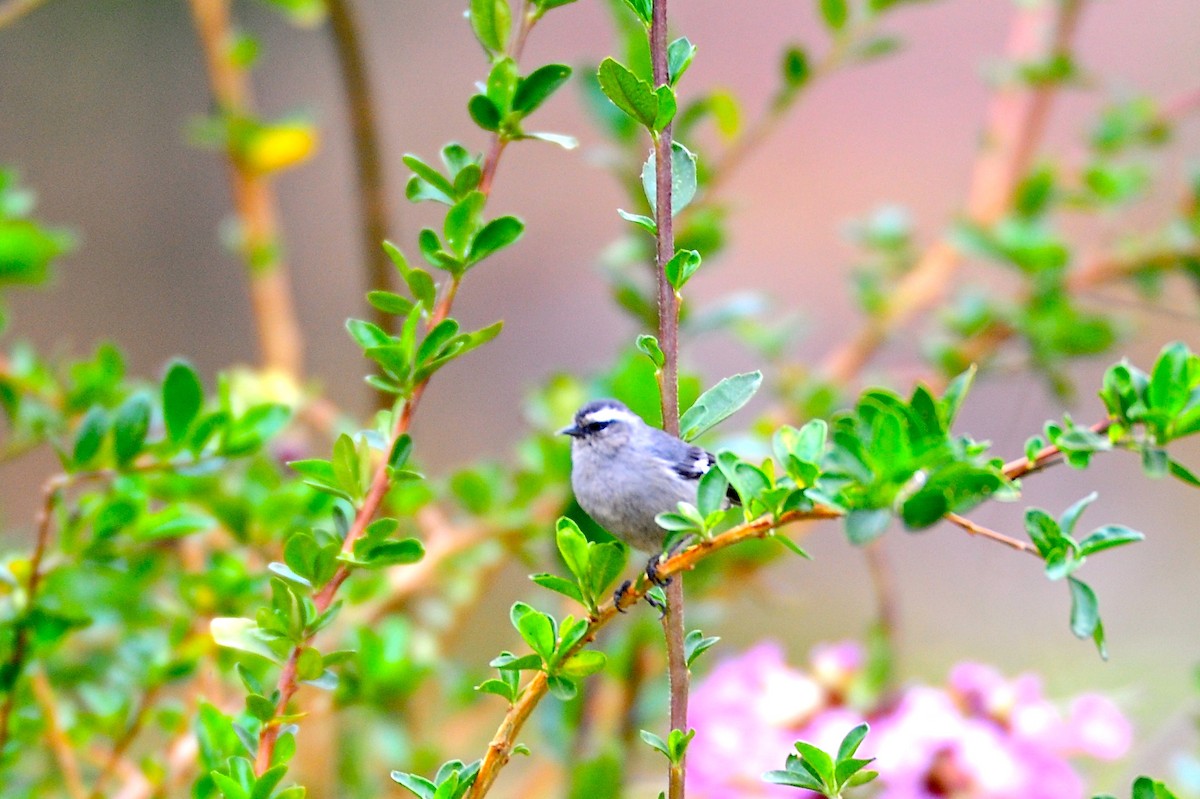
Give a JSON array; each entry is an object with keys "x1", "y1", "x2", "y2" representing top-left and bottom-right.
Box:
[{"x1": 558, "y1": 423, "x2": 583, "y2": 438}]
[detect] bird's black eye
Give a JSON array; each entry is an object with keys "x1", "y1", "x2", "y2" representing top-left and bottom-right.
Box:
[{"x1": 582, "y1": 420, "x2": 613, "y2": 434}]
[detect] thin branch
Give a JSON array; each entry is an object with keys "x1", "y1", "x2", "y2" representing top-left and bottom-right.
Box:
[
  {"x1": 1002, "y1": 418, "x2": 1114, "y2": 480},
  {"x1": 650, "y1": 2, "x2": 688, "y2": 797},
  {"x1": 324, "y1": 0, "x2": 395, "y2": 399},
  {"x1": 820, "y1": 0, "x2": 1087, "y2": 386},
  {"x1": 251, "y1": 8, "x2": 542, "y2": 773},
  {"x1": 944, "y1": 512, "x2": 1039, "y2": 556},
  {"x1": 705, "y1": 15, "x2": 877, "y2": 197},
  {"x1": 0, "y1": 0, "x2": 48, "y2": 29},
  {"x1": 863, "y1": 540, "x2": 900, "y2": 644},
  {"x1": 0, "y1": 476, "x2": 63, "y2": 754},
  {"x1": 187, "y1": 0, "x2": 305, "y2": 380},
  {"x1": 89, "y1": 685, "x2": 162, "y2": 799},
  {"x1": 30, "y1": 670, "x2": 87, "y2": 799},
  {"x1": 465, "y1": 506, "x2": 844, "y2": 799}
]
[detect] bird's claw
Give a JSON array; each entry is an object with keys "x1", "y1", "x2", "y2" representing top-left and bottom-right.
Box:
[
  {"x1": 613, "y1": 579, "x2": 633, "y2": 612},
  {"x1": 644, "y1": 553, "x2": 672, "y2": 588}
]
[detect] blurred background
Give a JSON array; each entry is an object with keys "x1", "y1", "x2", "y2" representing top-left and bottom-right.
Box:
[{"x1": 3, "y1": 0, "x2": 1200, "y2": 788}]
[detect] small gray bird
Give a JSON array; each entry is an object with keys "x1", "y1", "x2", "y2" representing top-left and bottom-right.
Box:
[{"x1": 560, "y1": 398, "x2": 736, "y2": 553}]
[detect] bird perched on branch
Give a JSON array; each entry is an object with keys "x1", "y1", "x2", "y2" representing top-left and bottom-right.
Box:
[{"x1": 560, "y1": 398, "x2": 737, "y2": 554}]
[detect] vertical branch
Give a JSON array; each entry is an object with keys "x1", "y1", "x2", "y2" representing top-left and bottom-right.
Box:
[
  {"x1": 652, "y1": 8, "x2": 679, "y2": 432},
  {"x1": 863, "y1": 541, "x2": 899, "y2": 645},
  {"x1": 187, "y1": 0, "x2": 305, "y2": 380},
  {"x1": 0, "y1": 478, "x2": 62, "y2": 756},
  {"x1": 651, "y1": 2, "x2": 688, "y2": 798},
  {"x1": 30, "y1": 670, "x2": 87, "y2": 799},
  {"x1": 251, "y1": 6, "x2": 541, "y2": 769},
  {"x1": 324, "y1": 0, "x2": 395, "y2": 361},
  {"x1": 820, "y1": 0, "x2": 1087, "y2": 386}
]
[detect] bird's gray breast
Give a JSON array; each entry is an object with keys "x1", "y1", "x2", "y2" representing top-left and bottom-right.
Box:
[{"x1": 571, "y1": 446, "x2": 697, "y2": 552}]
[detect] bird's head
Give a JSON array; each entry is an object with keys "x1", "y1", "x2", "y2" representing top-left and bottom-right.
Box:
[{"x1": 559, "y1": 399, "x2": 643, "y2": 454}]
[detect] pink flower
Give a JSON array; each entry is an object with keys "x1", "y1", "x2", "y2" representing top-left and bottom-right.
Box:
[
  {"x1": 685, "y1": 641, "x2": 1132, "y2": 799},
  {"x1": 688, "y1": 643, "x2": 826, "y2": 799},
  {"x1": 1064, "y1": 694, "x2": 1132, "y2": 759}
]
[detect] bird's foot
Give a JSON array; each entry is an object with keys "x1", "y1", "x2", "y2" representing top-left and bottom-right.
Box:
[
  {"x1": 644, "y1": 552, "x2": 672, "y2": 588},
  {"x1": 613, "y1": 579, "x2": 634, "y2": 612}
]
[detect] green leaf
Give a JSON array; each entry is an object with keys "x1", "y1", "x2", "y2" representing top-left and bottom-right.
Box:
[
  {"x1": 794, "y1": 740, "x2": 835, "y2": 784},
  {"x1": 560, "y1": 650, "x2": 606, "y2": 678},
  {"x1": 1148, "y1": 341, "x2": 1190, "y2": 416},
  {"x1": 350, "y1": 538, "x2": 425, "y2": 569},
  {"x1": 678, "y1": 371, "x2": 763, "y2": 441},
  {"x1": 617, "y1": 209, "x2": 657, "y2": 234},
  {"x1": 418, "y1": 319, "x2": 461, "y2": 366},
  {"x1": 837, "y1": 723, "x2": 869, "y2": 761},
  {"x1": 1058, "y1": 493, "x2": 1097, "y2": 538},
  {"x1": 639, "y1": 730, "x2": 670, "y2": 758},
  {"x1": 1067, "y1": 577, "x2": 1106, "y2": 658},
  {"x1": 346, "y1": 318, "x2": 392, "y2": 350},
  {"x1": 468, "y1": 216, "x2": 524, "y2": 264},
  {"x1": 940, "y1": 365, "x2": 976, "y2": 427},
  {"x1": 163, "y1": 359, "x2": 204, "y2": 443},
  {"x1": 819, "y1": 0, "x2": 849, "y2": 30},
  {"x1": 72, "y1": 406, "x2": 109, "y2": 467},
  {"x1": 619, "y1": 0, "x2": 652, "y2": 25},
  {"x1": 510, "y1": 602, "x2": 555, "y2": 664},
  {"x1": 1024, "y1": 508, "x2": 1060, "y2": 555},
  {"x1": 468, "y1": 95, "x2": 502, "y2": 132},
  {"x1": 684, "y1": 629, "x2": 719, "y2": 668},
  {"x1": 781, "y1": 46, "x2": 810, "y2": 89},
  {"x1": 486, "y1": 57, "x2": 519, "y2": 114},
  {"x1": 664, "y1": 249, "x2": 701, "y2": 290},
  {"x1": 112, "y1": 393, "x2": 151, "y2": 466},
  {"x1": 211, "y1": 618, "x2": 280, "y2": 663},
  {"x1": 389, "y1": 433, "x2": 413, "y2": 468},
  {"x1": 845, "y1": 508, "x2": 890, "y2": 545},
  {"x1": 547, "y1": 674, "x2": 577, "y2": 700},
  {"x1": 696, "y1": 466, "x2": 729, "y2": 518},
  {"x1": 469, "y1": 0, "x2": 511, "y2": 53},
  {"x1": 667, "y1": 37, "x2": 696, "y2": 85},
  {"x1": 367, "y1": 290, "x2": 415, "y2": 316},
  {"x1": 402, "y1": 157, "x2": 455, "y2": 205},
  {"x1": 597, "y1": 58, "x2": 658, "y2": 129},
  {"x1": 636, "y1": 334, "x2": 665, "y2": 368},
  {"x1": 763, "y1": 768, "x2": 825, "y2": 792},
  {"x1": 585, "y1": 542, "x2": 626, "y2": 603},
  {"x1": 556, "y1": 517, "x2": 590, "y2": 584},
  {"x1": 514, "y1": 64, "x2": 573, "y2": 115},
  {"x1": 653, "y1": 85, "x2": 677, "y2": 132},
  {"x1": 1168, "y1": 458, "x2": 1200, "y2": 487},
  {"x1": 641, "y1": 142, "x2": 699, "y2": 217},
  {"x1": 531, "y1": 573, "x2": 584, "y2": 603},
  {"x1": 444, "y1": 192, "x2": 486, "y2": 257},
  {"x1": 391, "y1": 771, "x2": 437, "y2": 799},
  {"x1": 1078, "y1": 525, "x2": 1144, "y2": 556}
]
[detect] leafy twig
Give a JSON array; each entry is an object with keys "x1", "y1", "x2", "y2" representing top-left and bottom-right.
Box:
[
  {"x1": 325, "y1": 0, "x2": 395, "y2": 383},
  {"x1": 29, "y1": 670, "x2": 87, "y2": 799},
  {"x1": 89, "y1": 685, "x2": 162, "y2": 799},
  {"x1": 0, "y1": 475, "x2": 63, "y2": 754},
  {"x1": 251, "y1": 6, "x2": 542, "y2": 772},
  {"x1": 1003, "y1": 419, "x2": 1114, "y2": 480},
  {"x1": 186, "y1": 0, "x2": 305, "y2": 380},
  {"x1": 648, "y1": 2, "x2": 689, "y2": 796},
  {"x1": 465, "y1": 505, "x2": 844, "y2": 799},
  {"x1": 944, "y1": 512, "x2": 1039, "y2": 556},
  {"x1": 819, "y1": 0, "x2": 1087, "y2": 386}
]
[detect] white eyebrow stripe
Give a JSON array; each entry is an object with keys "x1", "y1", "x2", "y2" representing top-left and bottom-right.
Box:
[{"x1": 582, "y1": 407, "x2": 640, "y2": 425}]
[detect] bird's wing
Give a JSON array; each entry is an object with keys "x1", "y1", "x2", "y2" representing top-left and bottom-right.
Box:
[{"x1": 649, "y1": 434, "x2": 741, "y2": 506}]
